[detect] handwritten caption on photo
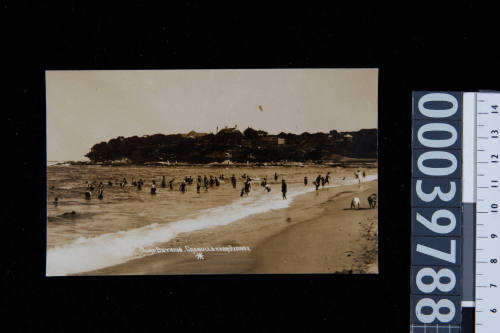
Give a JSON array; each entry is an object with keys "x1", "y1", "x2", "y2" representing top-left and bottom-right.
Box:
[{"x1": 142, "y1": 245, "x2": 251, "y2": 255}]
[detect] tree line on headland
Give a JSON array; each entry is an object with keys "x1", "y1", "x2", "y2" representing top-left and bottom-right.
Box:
[{"x1": 84, "y1": 127, "x2": 377, "y2": 164}]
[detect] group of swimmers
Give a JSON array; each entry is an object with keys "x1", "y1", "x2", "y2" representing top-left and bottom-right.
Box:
[
  {"x1": 305, "y1": 172, "x2": 332, "y2": 190},
  {"x1": 51, "y1": 170, "x2": 366, "y2": 204},
  {"x1": 84, "y1": 181, "x2": 105, "y2": 200}
]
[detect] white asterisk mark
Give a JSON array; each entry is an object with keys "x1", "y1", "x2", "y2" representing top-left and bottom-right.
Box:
[{"x1": 195, "y1": 252, "x2": 204, "y2": 260}]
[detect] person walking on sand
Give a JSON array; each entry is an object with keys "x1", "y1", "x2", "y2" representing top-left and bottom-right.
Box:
[
  {"x1": 281, "y1": 179, "x2": 287, "y2": 200},
  {"x1": 325, "y1": 172, "x2": 330, "y2": 184},
  {"x1": 196, "y1": 180, "x2": 201, "y2": 193},
  {"x1": 304, "y1": 176, "x2": 308, "y2": 186},
  {"x1": 274, "y1": 172, "x2": 278, "y2": 181},
  {"x1": 161, "y1": 176, "x2": 166, "y2": 188}
]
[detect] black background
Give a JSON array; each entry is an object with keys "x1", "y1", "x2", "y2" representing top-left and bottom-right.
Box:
[{"x1": 4, "y1": 1, "x2": 500, "y2": 332}]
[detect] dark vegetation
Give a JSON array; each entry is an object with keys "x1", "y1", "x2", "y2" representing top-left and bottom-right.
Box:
[{"x1": 85, "y1": 128, "x2": 377, "y2": 164}]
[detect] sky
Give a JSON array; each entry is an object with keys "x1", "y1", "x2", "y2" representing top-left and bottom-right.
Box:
[{"x1": 46, "y1": 68, "x2": 378, "y2": 161}]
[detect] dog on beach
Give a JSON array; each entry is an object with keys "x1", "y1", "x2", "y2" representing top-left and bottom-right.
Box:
[
  {"x1": 367, "y1": 193, "x2": 377, "y2": 209},
  {"x1": 350, "y1": 197, "x2": 360, "y2": 209}
]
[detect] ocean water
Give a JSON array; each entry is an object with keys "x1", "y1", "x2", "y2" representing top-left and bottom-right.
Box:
[{"x1": 46, "y1": 165, "x2": 377, "y2": 275}]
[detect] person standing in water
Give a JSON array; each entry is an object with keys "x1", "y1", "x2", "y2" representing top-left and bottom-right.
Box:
[
  {"x1": 196, "y1": 180, "x2": 201, "y2": 193},
  {"x1": 151, "y1": 180, "x2": 157, "y2": 195},
  {"x1": 325, "y1": 172, "x2": 330, "y2": 184},
  {"x1": 281, "y1": 179, "x2": 287, "y2": 200},
  {"x1": 304, "y1": 176, "x2": 308, "y2": 186},
  {"x1": 274, "y1": 172, "x2": 278, "y2": 181},
  {"x1": 98, "y1": 187, "x2": 104, "y2": 199},
  {"x1": 161, "y1": 176, "x2": 167, "y2": 188},
  {"x1": 244, "y1": 179, "x2": 251, "y2": 194},
  {"x1": 314, "y1": 175, "x2": 321, "y2": 191},
  {"x1": 231, "y1": 174, "x2": 236, "y2": 188},
  {"x1": 180, "y1": 181, "x2": 186, "y2": 193}
]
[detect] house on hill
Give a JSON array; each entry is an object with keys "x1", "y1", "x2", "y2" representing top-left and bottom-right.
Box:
[
  {"x1": 343, "y1": 133, "x2": 353, "y2": 142},
  {"x1": 218, "y1": 127, "x2": 238, "y2": 134}
]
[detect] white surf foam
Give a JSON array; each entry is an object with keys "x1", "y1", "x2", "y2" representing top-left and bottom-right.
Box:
[{"x1": 46, "y1": 175, "x2": 377, "y2": 276}]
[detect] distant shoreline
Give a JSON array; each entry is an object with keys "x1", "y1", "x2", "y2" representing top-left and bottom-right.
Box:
[{"x1": 49, "y1": 159, "x2": 378, "y2": 168}]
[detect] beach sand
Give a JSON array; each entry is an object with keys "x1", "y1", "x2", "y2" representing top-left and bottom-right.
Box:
[{"x1": 80, "y1": 179, "x2": 378, "y2": 275}]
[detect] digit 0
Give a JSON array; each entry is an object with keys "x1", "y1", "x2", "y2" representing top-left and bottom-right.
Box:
[
  {"x1": 417, "y1": 151, "x2": 457, "y2": 176},
  {"x1": 417, "y1": 123, "x2": 458, "y2": 148},
  {"x1": 418, "y1": 93, "x2": 458, "y2": 118}
]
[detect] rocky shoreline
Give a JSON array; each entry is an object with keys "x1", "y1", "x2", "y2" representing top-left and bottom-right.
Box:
[{"x1": 54, "y1": 159, "x2": 377, "y2": 168}]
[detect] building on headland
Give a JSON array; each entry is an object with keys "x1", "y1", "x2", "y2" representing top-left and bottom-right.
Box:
[
  {"x1": 259, "y1": 135, "x2": 285, "y2": 145},
  {"x1": 343, "y1": 133, "x2": 353, "y2": 142},
  {"x1": 216, "y1": 125, "x2": 238, "y2": 134},
  {"x1": 217, "y1": 126, "x2": 238, "y2": 134}
]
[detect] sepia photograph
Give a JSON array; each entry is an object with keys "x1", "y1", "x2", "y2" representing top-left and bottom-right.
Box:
[{"x1": 46, "y1": 68, "x2": 378, "y2": 276}]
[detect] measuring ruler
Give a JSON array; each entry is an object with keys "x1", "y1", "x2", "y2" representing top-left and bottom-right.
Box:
[
  {"x1": 411, "y1": 91, "x2": 500, "y2": 332},
  {"x1": 474, "y1": 92, "x2": 500, "y2": 333},
  {"x1": 411, "y1": 91, "x2": 463, "y2": 333}
]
